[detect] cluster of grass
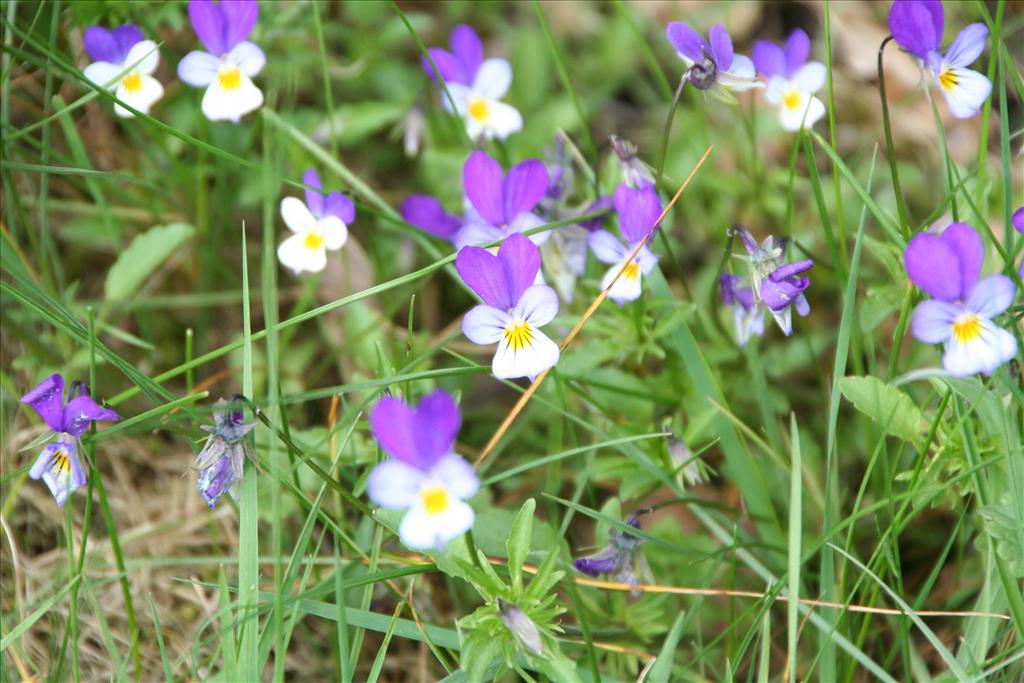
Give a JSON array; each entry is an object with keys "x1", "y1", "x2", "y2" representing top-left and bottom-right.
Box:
[{"x1": 1, "y1": 1, "x2": 1022, "y2": 681}]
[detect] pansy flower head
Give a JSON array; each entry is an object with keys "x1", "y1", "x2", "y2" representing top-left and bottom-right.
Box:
[
  {"x1": 752, "y1": 29, "x2": 826, "y2": 131},
  {"x1": 574, "y1": 515, "x2": 649, "y2": 587},
  {"x1": 278, "y1": 168, "x2": 355, "y2": 275},
  {"x1": 20, "y1": 374, "x2": 119, "y2": 506},
  {"x1": 888, "y1": 0, "x2": 992, "y2": 119},
  {"x1": 720, "y1": 273, "x2": 765, "y2": 346},
  {"x1": 587, "y1": 183, "x2": 661, "y2": 305},
  {"x1": 400, "y1": 194, "x2": 463, "y2": 243},
  {"x1": 454, "y1": 151, "x2": 550, "y2": 250},
  {"x1": 905, "y1": 222, "x2": 1017, "y2": 376},
  {"x1": 665, "y1": 22, "x2": 762, "y2": 96},
  {"x1": 83, "y1": 25, "x2": 163, "y2": 118},
  {"x1": 367, "y1": 391, "x2": 478, "y2": 550},
  {"x1": 610, "y1": 135, "x2": 655, "y2": 190},
  {"x1": 735, "y1": 227, "x2": 813, "y2": 336},
  {"x1": 194, "y1": 397, "x2": 256, "y2": 508},
  {"x1": 177, "y1": 0, "x2": 265, "y2": 123},
  {"x1": 457, "y1": 233, "x2": 561, "y2": 380}
]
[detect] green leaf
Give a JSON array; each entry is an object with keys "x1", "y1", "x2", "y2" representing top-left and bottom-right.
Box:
[
  {"x1": 507, "y1": 498, "x2": 536, "y2": 594},
  {"x1": 645, "y1": 611, "x2": 686, "y2": 683},
  {"x1": 839, "y1": 375, "x2": 926, "y2": 443},
  {"x1": 103, "y1": 223, "x2": 194, "y2": 302},
  {"x1": 979, "y1": 498, "x2": 1024, "y2": 578},
  {"x1": 461, "y1": 628, "x2": 506, "y2": 683}
]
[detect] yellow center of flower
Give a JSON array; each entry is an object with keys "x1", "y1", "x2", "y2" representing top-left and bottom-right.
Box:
[
  {"x1": 783, "y1": 90, "x2": 802, "y2": 111},
  {"x1": 421, "y1": 486, "x2": 450, "y2": 515},
  {"x1": 938, "y1": 68, "x2": 958, "y2": 92},
  {"x1": 303, "y1": 231, "x2": 325, "y2": 251},
  {"x1": 121, "y1": 72, "x2": 143, "y2": 94},
  {"x1": 503, "y1": 320, "x2": 533, "y2": 351},
  {"x1": 952, "y1": 313, "x2": 983, "y2": 344},
  {"x1": 218, "y1": 67, "x2": 242, "y2": 91},
  {"x1": 468, "y1": 97, "x2": 490, "y2": 122},
  {"x1": 50, "y1": 448, "x2": 70, "y2": 474},
  {"x1": 622, "y1": 260, "x2": 640, "y2": 281}
]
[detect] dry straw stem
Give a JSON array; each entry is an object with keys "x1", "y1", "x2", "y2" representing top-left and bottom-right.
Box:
[{"x1": 473, "y1": 145, "x2": 716, "y2": 468}]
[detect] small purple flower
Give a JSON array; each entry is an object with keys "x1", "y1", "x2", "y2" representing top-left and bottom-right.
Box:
[
  {"x1": 454, "y1": 151, "x2": 550, "y2": 250},
  {"x1": 458, "y1": 233, "x2": 561, "y2": 380},
  {"x1": 574, "y1": 515, "x2": 648, "y2": 587},
  {"x1": 366, "y1": 391, "x2": 478, "y2": 550},
  {"x1": 421, "y1": 24, "x2": 484, "y2": 86},
  {"x1": 720, "y1": 273, "x2": 765, "y2": 346},
  {"x1": 735, "y1": 228, "x2": 812, "y2": 336},
  {"x1": 888, "y1": 0, "x2": 991, "y2": 119},
  {"x1": 82, "y1": 24, "x2": 163, "y2": 118},
  {"x1": 177, "y1": 0, "x2": 264, "y2": 123},
  {"x1": 21, "y1": 374, "x2": 119, "y2": 506},
  {"x1": 194, "y1": 398, "x2": 256, "y2": 508},
  {"x1": 752, "y1": 29, "x2": 826, "y2": 131},
  {"x1": 665, "y1": 22, "x2": 762, "y2": 95},
  {"x1": 497, "y1": 598, "x2": 545, "y2": 656},
  {"x1": 1013, "y1": 207, "x2": 1023, "y2": 234},
  {"x1": 401, "y1": 195, "x2": 463, "y2": 242},
  {"x1": 587, "y1": 184, "x2": 661, "y2": 305},
  {"x1": 609, "y1": 135, "x2": 655, "y2": 190},
  {"x1": 278, "y1": 168, "x2": 354, "y2": 275},
  {"x1": 905, "y1": 222, "x2": 1017, "y2": 376}
]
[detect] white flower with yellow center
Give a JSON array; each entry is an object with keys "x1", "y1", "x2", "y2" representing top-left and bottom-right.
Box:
[
  {"x1": 445, "y1": 59, "x2": 522, "y2": 141},
  {"x1": 82, "y1": 24, "x2": 163, "y2": 118},
  {"x1": 277, "y1": 197, "x2": 348, "y2": 275},
  {"x1": 753, "y1": 30, "x2": 826, "y2": 131}
]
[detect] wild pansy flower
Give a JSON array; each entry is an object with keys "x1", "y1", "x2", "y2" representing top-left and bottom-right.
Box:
[
  {"x1": 20, "y1": 374, "x2": 118, "y2": 506},
  {"x1": 400, "y1": 194, "x2": 463, "y2": 243},
  {"x1": 905, "y1": 222, "x2": 1017, "y2": 376},
  {"x1": 736, "y1": 227, "x2": 813, "y2": 336},
  {"x1": 423, "y1": 24, "x2": 522, "y2": 141},
  {"x1": 610, "y1": 135, "x2": 655, "y2": 190},
  {"x1": 720, "y1": 273, "x2": 765, "y2": 346},
  {"x1": 177, "y1": 0, "x2": 265, "y2": 123},
  {"x1": 278, "y1": 168, "x2": 354, "y2": 275},
  {"x1": 367, "y1": 391, "x2": 478, "y2": 550},
  {"x1": 194, "y1": 397, "x2": 256, "y2": 508},
  {"x1": 574, "y1": 515, "x2": 648, "y2": 587},
  {"x1": 82, "y1": 24, "x2": 163, "y2": 118},
  {"x1": 588, "y1": 184, "x2": 661, "y2": 305},
  {"x1": 888, "y1": 0, "x2": 991, "y2": 119},
  {"x1": 454, "y1": 151, "x2": 550, "y2": 250},
  {"x1": 457, "y1": 233, "x2": 560, "y2": 380},
  {"x1": 497, "y1": 599, "x2": 545, "y2": 656},
  {"x1": 665, "y1": 22, "x2": 762, "y2": 97},
  {"x1": 752, "y1": 29, "x2": 826, "y2": 131}
]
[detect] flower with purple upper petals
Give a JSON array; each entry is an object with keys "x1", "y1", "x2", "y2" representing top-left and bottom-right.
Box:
[
  {"x1": 665, "y1": 22, "x2": 762, "y2": 97},
  {"x1": 278, "y1": 168, "x2": 355, "y2": 275},
  {"x1": 888, "y1": 0, "x2": 991, "y2": 119},
  {"x1": 194, "y1": 397, "x2": 256, "y2": 508},
  {"x1": 587, "y1": 184, "x2": 661, "y2": 305},
  {"x1": 366, "y1": 391, "x2": 478, "y2": 550},
  {"x1": 177, "y1": 0, "x2": 264, "y2": 123},
  {"x1": 905, "y1": 222, "x2": 1017, "y2": 376},
  {"x1": 457, "y1": 233, "x2": 560, "y2": 380},
  {"x1": 573, "y1": 515, "x2": 649, "y2": 587},
  {"x1": 401, "y1": 195, "x2": 463, "y2": 243},
  {"x1": 720, "y1": 273, "x2": 765, "y2": 346},
  {"x1": 735, "y1": 227, "x2": 813, "y2": 336},
  {"x1": 454, "y1": 151, "x2": 550, "y2": 250},
  {"x1": 20, "y1": 374, "x2": 119, "y2": 506},
  {"x1": 82, "y1": 24, "x2": 163, "y2": 118},
  {"x1": 752, "y1": 29, "x2": 826, "y2": 131}
]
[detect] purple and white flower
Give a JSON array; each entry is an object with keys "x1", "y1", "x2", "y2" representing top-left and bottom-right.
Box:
[
  {"x1": 278, "y1": 168, "x2": 354, "y2": 275},
  {"x1": 905, "y1": 222, "x2": 1017, "y2": 376},
  {"x1": 457, "y1": 233, "x2": 560, "y2": 380},
  {"x1": 177, "y1": 0, "x2": 265, "y2": 123},
  {"x1": 736, "y1": 228, "x2": 813, "y2": 336},
  {"x1": 587, "y1": 184, "x2": 661, "y2": 305},
  {"x1": 454, "y1": 151, "x2": 550, "y2": 250},
  {"x1": 367, "y1": 391, "x2": 478, "y2": 550},
  {"x1": 888, "y1": 0, "x2": 992, "y2": 119},
  {"x1": 194, "y1": 397, "x2": 256, "y2": 508},
  {"x1": 665, "y1": 22, "x2": 762, "y2": 96},
  {"x1": 752, "y1": 29, "x2": 826, "y2": 131},
  {"x1": 574, "y1": 515, "x2": 648, "y2": 587},
  {"x1": 82, "y1": 24, "x2": 163, "y2": 118},
  {"x1": 423, "y1": 24, "x2": 521, "y2": 141},
  {"x1": 720, "y1": 273, "x2": 766, "y2": 346},
  {"x1": 610, "y1": 135, "x2": 656, "y2": 190},
  {"x1": 20, "y1": 374, "x2": 119, "y2": 506}
]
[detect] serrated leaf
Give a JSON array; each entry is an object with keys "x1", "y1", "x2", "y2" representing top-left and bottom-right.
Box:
[
  {"x1": 979, "y1": 499, "x2": 1024, "y2": 578},
  {"x1": 104, "y1": 223, "x2": 194, "y2": 302},
  {"x1": 507, "y1": 498, "x2": 535, "y2": 593},
  {"x1": 839, "y1": 375, "x2": 926, "y2": 443}
]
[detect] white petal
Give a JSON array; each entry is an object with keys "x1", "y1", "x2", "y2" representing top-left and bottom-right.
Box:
[
  {"x1": 122, "y1": 39, "x2": 160, "y2": 76},
  {"x1": 444, "y1": 83, "x2": 472, "y2": 114},
  {"x1": 943, "y1": 320, "x2": 1018, "y2": 376},
  {"x1": 473, "y1": 58, "x2": 512, "y2": 99},
  {"x1": 317, "y1": 216, "x2": 348, "y2": 250},
  {"x1": 483, "y1": 100, "x2": 522, "y2": 140},
  {"x1": 463, "y1": 305, "x2": 509, "y2": 345},
  {"x1": 588, "y1": 230, "x2": 628, "y2": 264},
  {"x1": 453, "y1": 222, "x2": 505, "y2": 249},
  {"x1": 83, "y1": 61, "x2": 123, "y2": 88},
  {"x1": 277, "y1": 233, "x2": 326, "y2": 274},
  {"x1": 399, "y1": 499, "x2": 475, "y2": 550},
  {"x1": 778, "y1": 92, "x2": 825, "y2": 131},
  {"x1": 937, "y1": 67, "x2": 992, "y2": 119},
  {"x1": 114, "y1": 75, "x2": 163, "y2": 117},
  {"x1": 429, "y1": 454, "x2": 479, "y2": 500},
  {"x1": 226, "y1": 41, "x2": 266, "y2": 78},
  {"x1": 719, "y1": 55, "x2": 763, "y2": 92},
  {"x1": 367, "y1": 459, "x2": 425, "y2": 509},
  {"x1": 965, "y1": 275, "x2": 1015, "y2": 318},
  {"x1": 763, "y1": 75, "x2": 790, "y2": 104},
  {"x1": 201, "y1": 73, "x2": 263, "y2": 122},
  {"x1": 492, "y1": 326, "x2": 560, "y2": 379},
  {"x1": 600, "y1": 262, "x2": 643, "y2": 305},
  {"x1": 177, "y1": 51, "x2": 220, "y2": 88},
  {"x1": 513, "y1": 285, "x2": 559, "y2": 328},
  {"x1": 791, "y1": 61, "x2": 826, "y2": 94},
  {"x1": 508, "y1": 211, "x2": 548, "y2": 246},
  {"x1": 636, "y1": 244, "x2": 660, "y2": 274},
  {"x1": 281, "y1": 197, "x2": 316, "y2": 233}
]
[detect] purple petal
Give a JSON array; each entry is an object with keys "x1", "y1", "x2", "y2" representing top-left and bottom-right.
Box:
[
  {"x1": 720, "y1": 273, "x2": 742, "y2": 305},
  {"x1": 945, "y1": 23, "x2": 988, "y2": 68},
  {"x1": 456, "y1": 246, "x2": 512, "y2": 309},
  {"x1": 752, "y1": 40, "x2": 785, "y2": 78},
  {"x1": 613, "y1": 184, "x2": 662, "y2": 245},
  {"x1": 421, "y1": 48, "x2": 468, "y2": 84},
  {"x1": 464, "y1": 151, "x2": 506, "y2": 226},
  {"x1": 413, "y1": 390, "x2": 461, "y2": 464},
  {"x1": 1013, "y1": 207, "x2": 1024, "y2": 234},
  {"x1": 370, "y1": 397, "x2": 429, "y2": 469},
  {"x1": 708, "y1": 24, "x2": 734, "y2": 70},
  {"x1": 221, "y1": 0, "x2": 258, "y2": 51},
  {"x1": 784, "y1": 29, "x2": 811, "y2": 75},
  {"x1": 83, "y1": 26, "x2": 120, "y2": 63},
  {"x1": 503, "y1": 159, "x2": 548, "y2": 222},
  {"x1": 401, "y1": 195, "x2": 461, "y2": 241},
  {"x1": 910, "y1": 299, "x2": 959, "y2": 343},
  {"x1": 302, "y1": 168, "x2": 324, "y2": 217},
  {"x1": 497, "y1": 233, "x2": 541, "y2": 305},
  {"x1": 736, "y1": 228, "x2": 760, "y2": 256},
  {"x1": 735, "y1": 287, "x2": 756, "y2": 311},
  {"x1": 112, "y1": 24, "x2": 144, "y2": 59},
  {"x1": 62, "y1": 395, "x2": 119, "y2": 437},
  {"x1": 574, "y1": 547, "x2": 618, "y2": 577},
  {"x1": 450, "y1": 24, "x2": 483, "y2": 81},
  {"x1": 889, "y1": 0, "x2": 943, "y2": 60},
  {"x1": 760, "y1": 276, "x2": 809, "y2": 311},
  {"x1": 938, "y1": 222, "x2": 982, "y2": 299},
  {"x1": 904, "y1": 233, "x2": 962, "y2": 301},
  {"x1": 189, "y1": 0, "x2": 227, "y2": 55},
  {"x1": 324, "y1": 193, "x2": 355, "y2": 225},
  {"x1": 21, "y1": 373, "x2": 66, "y2": 433},
  {"x1": 665, "y1": 21, "x2": 707, "y2": 63},
  {"x1": 770, "y1": 259, "x2": 814, "y2": 281},
  {"x1": 578, "y1": 196, "x2": 613, "y2": 232}
]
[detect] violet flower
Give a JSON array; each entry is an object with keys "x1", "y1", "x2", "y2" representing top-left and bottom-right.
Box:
[
  {"x1": 720, "y1": 273, "x2": 765, "y2": 346},
  {"x1": 457, "y1": 233, "x2": 560, "y2": 380},
  {"x1": 278, "y1": 168, "x2": 355, "y2": 275},
  {"x1": 177, "y1": 0, "x2": 265, "y2": 123},
  {"x1": 400, "y1": 195, "x2": 463, "y2": 243},
  {"x1": 367, "y1": 391, "x2": 478, "y2": 550},
  {"x1": 82, "y1": 24, "x2": 163, "y2": 118},
  {"x1": 20, "y1": 374, "x2": 119, "y2": 506},
  {"x1": 574, "y1": 515, "x2": 648, "y2": 587},
  {"x1": 735, "y1": 228, "x2": 812, "y2": 336},
  {"x1": 752, "y1": 29, "x2": 826, "y2": 131},
  {"x1": 1013, "y1": 207, "x2": 1023, "y2": 234},
  {"x1": 888, "y1": 0, "x2": 991, "y2": 119},
  {"x1": 665, "y1": 22, "x2": 762, "y2": 96},
  {"x1": 454, "y1": 151, "x2": 550, "y2": 250},
  {"x1": 610, "y1": 135, "x2": 655, "y2": 190},
  {"x1": 905, "y1": 222, "x2": 1017, "y2": 376},
  {"x1": 587, "y1": 184, "x2": 661, "y2": 305},
  {"x1": 194, "y1": 398, "x2": 256, "y2": 508},
  {"x1": 497, "y1": 598, "x2": 545, "y2": 656}
]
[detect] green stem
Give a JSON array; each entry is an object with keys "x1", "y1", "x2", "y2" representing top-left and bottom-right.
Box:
[
  {"x1": 877, "y1": 36, "x2": 911, "y2": 239},
  {"x1": 657, "y1": 76, "x2": 688, "y2": 188}
]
